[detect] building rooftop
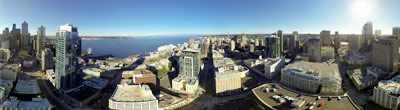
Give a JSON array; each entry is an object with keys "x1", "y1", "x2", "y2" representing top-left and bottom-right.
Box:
[
  {"x1": 109, "y1": 84, "x2": 156, "y2": 102},
  {"x1": 283, "y1": 61, "x2": 341, "y2": 82},
  {"x1": 352, "y1": 74, "x2": 376, "y2": 85},
  {"x1": 265, "y1": 56, "x2": 284, "y2": 66},
  {"x1": 82, "y1": 77, "x2": 109, "y2": 90},
  {"x1": 0, "y1": 98, "x2": 52, "y2": 109},
  {"x1": 173, "y1": 75, "x2": 198, "y2": 85},
  {"x1": 377, "y1": 75, "x2": 400, "y2": 95},
  {"x1": 183, "y1": 48, "x2": 199, "y2": 53},
  {"x1": 13, "y1": 79, "x2": 41, "y2": 94},
  {"x1": 0, "y1": 79, "x2": 12, "y2": 87},
  {"x1": 65, "y1": 85, "x2": 99, "y2": 102},
  {"x1": 253, "y1": 84, "x2": 357, "y2": 110},
  {"x1": 367, "y1": 67, "x2": 385, "y2": 76}
]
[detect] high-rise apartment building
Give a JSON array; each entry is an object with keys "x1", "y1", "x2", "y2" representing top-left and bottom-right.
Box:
[
  {"x1": 393, "y1": 27, "x2": 400, "y2": 36},
  {"x1": 375, "y1": 30, "x2": 381, "y2": 40},
  {"x1": 307, "y1": 38, "x2": 322, "y2": 62},
  {"x1": 372, "y1": 38, "x2": 399, "y2": 76},
  {"x1": 320, "y1": 30, "x2": 331, "y2": 46},
  {"x1": 178, "y1": 49, "x2": 201, "y2": 77},
  {"x1": 348, "y1": 35, "x2": 362, "y2": 52}
]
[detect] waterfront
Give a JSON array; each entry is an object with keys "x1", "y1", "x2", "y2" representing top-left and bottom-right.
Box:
[{"x1": 82, "y1": 36, "x2": 199, "y2": 58}]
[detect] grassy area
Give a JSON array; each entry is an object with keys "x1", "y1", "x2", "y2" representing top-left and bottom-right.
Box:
[
  {"x1": 157, "y1": 66, "x2": 168, "y2": 75},
  {"x1": 148, "y1": 58, "x2": 161, "y2": 63}
]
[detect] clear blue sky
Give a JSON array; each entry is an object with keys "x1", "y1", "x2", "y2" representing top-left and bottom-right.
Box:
[{"x1": 1, "y1": 0, "x2": 399, "y2": 36}]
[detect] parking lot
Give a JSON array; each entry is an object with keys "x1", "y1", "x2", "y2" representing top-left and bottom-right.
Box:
[{"x1": 253, "y1": 84, "x2": 357, "y2": 110}]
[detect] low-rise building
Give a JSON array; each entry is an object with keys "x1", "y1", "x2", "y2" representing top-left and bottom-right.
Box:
[
  {"x1": 0, "y1": 97, "x2": 53, "y2": 110},
  {"x1": 122, "y1": 69, "x2": 156, "y2": 85},
  {"x1": 347, "y1": 69, "x2": 378, "y2": 90},
  {"x1": 64, "y1": 77, "x2": 108, "y2": 106},
  {"x1": 0, "y1": 79, "x2": 13, "y2": 103},
  {"x1": 344, "y1": 51, "x2": 371, "y2": 66},
  {"x1": 82, "y1": 67, "x2": 105, "y2": 77},
  {"x1": 109, "y1": 84, "x2": 158, "y2": 110},
  {"x1": 280, "y1": 61, "x2": 342, "y2": 94},
  {"x1": 172, "y1": 75, "x2": 199, "y2": 94},
  {"x1": 371, "y1": 75, "x2": 400, "y2": 110},
  {"x1": 367, "y1": 66, "x2": 386, "y2": 80},
  {"x1": 213, "y1": 58, "x2": 247, "y2": 96},
  {"x1": 0, "y1": 64, "x2": 21, "y2": 82},
  {"x1": 264, "y1": 56, "x2": 285, "y2": 79}
]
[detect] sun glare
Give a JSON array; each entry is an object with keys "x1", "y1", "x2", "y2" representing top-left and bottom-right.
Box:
[{"x1": 351, "y1": 0, "x2": 376, "y2": 19}]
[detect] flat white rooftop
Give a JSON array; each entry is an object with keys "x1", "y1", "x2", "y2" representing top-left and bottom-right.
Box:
[{"x1": 110, "y1": 84, "x2": 156, "y2": 102}]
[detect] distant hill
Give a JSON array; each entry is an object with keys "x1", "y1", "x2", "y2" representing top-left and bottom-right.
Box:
[{"x1": 80, "y1": 36, "x2": 135, "y2": 40}]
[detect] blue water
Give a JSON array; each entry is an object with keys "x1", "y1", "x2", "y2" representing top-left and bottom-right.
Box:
[{"x1": 82, "y1": 36, "x2": 198, "y2": 58}]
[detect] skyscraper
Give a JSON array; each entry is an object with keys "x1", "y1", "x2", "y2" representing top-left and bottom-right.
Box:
[
  {"x1": 36, "y1": 25, "x2": 45, "y2": 59},
  {"x1": 334, "y1": 31, "x2": 340, "y2": 51},
  {"x1": 307, "y1": 38, "x2": 321, "y2": 62},
  {"x1": 179, "y1": 49, "x2": 201, "y2": 77},
  {"x1": 265, "y1": 35, "x2": 280, "y2": 58},
  {"x1": 289, "y1": 31, "x2": 299, "y2": 54},
  {"x1": 372, "y1": 38, "x2": 399, "y2": 77},
  {"x1": 393, "y1": 27, "x2": 400, "y2": 36},
  {"x1": 277, "y1": 30, "x2": 283, "y2": 54},
  {"x1": 240, "y1": 33, "x2": 247, "y2": 48},
  {"x1": 348, "y1": 35, "x2": 361, "y2": 52},
  {"x1": 21, "y1": 21, "x2": 30, "y2": 50},
  {"x1": 55, "y1": 23, "x2": 80, "y2": 92},
  {"x1": 9, "y1": 24, "x2": 21, "y2": 50},
  {"x1": 374, "y1": 30, "x2": 381, "y2": 40},
  {"x1": 2, "y1": 28, "x2": 9, "y2": 41},
  {"x1": 320, "y1": 30, "x2": 331, "y2": 46},
  {"x1": 362, "y1": 22, "x2": 373, "y2": 50}
]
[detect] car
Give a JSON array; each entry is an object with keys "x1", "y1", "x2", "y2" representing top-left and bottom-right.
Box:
[
  {"x1": 308, "y1": 105, "x2": 314, "y2": 110},
  {"x1": 317, "y1": 96, "x2": 321, "y2": 100}
]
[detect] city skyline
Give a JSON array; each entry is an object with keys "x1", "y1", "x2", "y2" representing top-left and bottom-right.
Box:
[{"x1": 1, "y1": 0, "x2": 400, "y2": 36}]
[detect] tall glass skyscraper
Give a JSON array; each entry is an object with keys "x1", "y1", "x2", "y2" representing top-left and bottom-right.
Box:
[
  {"x1": 265, "y1": 35, "x2": 281, "y2": 58},
  {"x1": 55, "y1": 23, "x2": 81, "y2": 92}
]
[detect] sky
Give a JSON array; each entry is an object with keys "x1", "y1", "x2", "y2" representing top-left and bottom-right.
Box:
[{"x1": 0, "y1": 0, "x2": 399, "y2": 36}]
